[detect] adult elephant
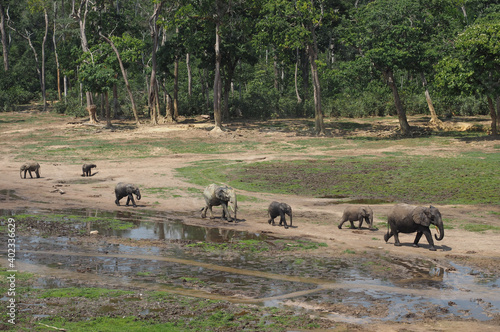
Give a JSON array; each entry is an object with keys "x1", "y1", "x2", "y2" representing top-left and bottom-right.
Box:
[
  {"x1": 385, "y1": 203, "x2": 444, "y2": 251},
  {"x1": 201, "y1": 184, "x2": 237, "y2": 222}
]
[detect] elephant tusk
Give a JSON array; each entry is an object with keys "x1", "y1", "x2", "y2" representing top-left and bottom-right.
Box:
[{"x1": 435, "y1": 225, "x2": 439, "y2": 232}]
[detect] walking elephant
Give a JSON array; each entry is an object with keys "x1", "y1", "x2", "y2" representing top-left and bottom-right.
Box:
[
  {"x1": 384, "y1": 203, "x2": 444, "y2": 251},
  {"x1": 268, "y1": 201, "x2": 293, "y2": 229},
  {"x1": 20, "y1": 162, "x2": 41, "y2": 179},
  {"x1": 338, "y1": 205, "x2": 374, "y2": 229},
  {"x1": 82, "y1": 163, "x2": 96, "y2": 176},
  {"x1": 201, "y1": 184, "x2": 237, "y2": 222},
  {"x1": 115, "y1": 182, "x2": 141, "y2": 207}
]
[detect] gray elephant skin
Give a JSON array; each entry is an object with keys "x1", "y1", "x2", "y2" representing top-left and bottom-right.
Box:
[
  {"x1": 82, "y1": 163, "x2": 97, "y2": 176},
  {"x1": 115, "y1": 182, "x2": 141, "y2": 207},
  {"x1": 338, "y1": 205, "x2": 374, "y2": 229},
  {"x1": 385, "y1": 203, "x2": 444, "y2": 251},
  {"x1": 20, "y1": 162, "x2": 41, "y2": 179},
  {"x1": 268, "y1": 201, "x2": 293, "y2": 229},
  {"x1": 201, "y1": 184, "x2": 237, "y2": 222}
]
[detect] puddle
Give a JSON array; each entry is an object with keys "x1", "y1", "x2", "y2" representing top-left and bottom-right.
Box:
[{"x1": 1, "y1": 207, "x2": 499, "y2": 323}]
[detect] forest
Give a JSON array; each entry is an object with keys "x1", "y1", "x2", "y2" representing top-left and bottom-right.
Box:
[{"x1": 0, "y1": 0, "x2": 499, "y2": 136}]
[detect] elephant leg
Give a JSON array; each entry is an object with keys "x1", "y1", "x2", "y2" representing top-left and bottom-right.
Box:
[
  {"x1": 348, "y1": 221, "x2": 356, "y2": 229},
  {"x1": 126, "y1": 196, "x2": 130, "y2": 206},
  {"x1": 208, "y1": 206, "x2": 214, "y2": 219},
  {"x1": 422, "y1": 229, "x2": 436, "y2": 251},
  {"x1": 268, "y1": 217, "x2": 275, "y2": 225},
  {"x1": 28, "y1": 170, "x2": 33, "y2": 178},
  {"x1": 128, "y1": 194, "x2": 137, "y2": 207},
  {"x1": 358, "y1": 218, "x2": 364, "y2": 229},
  {"x1": 201, "y1": 206, "x2": 208, "y2": 218},
  {"x1": 36, "y1": 170, "x2": 40, "y2": 178},
  {"x1": 338, "y1": 219, "x2": 346, "y2": 229},
  {"x1": 384, "y1": 231, "x2": 394, "y2": 242},
  {"x1": 413, "y1": 232, "x2": 423, "y2": 247},
  {"x1": 115, "y1": 197, "x2": 120, "y2": 206},
  {"x1": 393, "y1": 232, "x2": 402, "y2": 246},
  {"x1": 222, "y1": 203, "x2": 232, "y2": 222}
]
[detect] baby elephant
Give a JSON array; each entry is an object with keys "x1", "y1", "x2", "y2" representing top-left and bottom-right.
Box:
[
  {"x1": 82, "y1": 163, "x2": 97, "y2": 176},
  {"x1": 268, "y1": 201, "x2": 293, "y2": 229},
  {"x1": 115, "y1": 182, "x2": 141, "y2": 208},
  {"x1": 338, "y1": 206, "x2": 374, "y2": 230},
  {"x1": 20, "y1": 162, "x2": 41, "y2": 179}
]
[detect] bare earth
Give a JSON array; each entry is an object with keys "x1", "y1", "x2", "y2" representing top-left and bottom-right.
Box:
[{"x1": 1, "y1": 111, "x2": 499, "y2": 331}]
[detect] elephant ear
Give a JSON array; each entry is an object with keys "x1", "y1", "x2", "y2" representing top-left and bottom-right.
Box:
[{"x1": 412, "y1": 207, "x2": 431, "y2": 227}]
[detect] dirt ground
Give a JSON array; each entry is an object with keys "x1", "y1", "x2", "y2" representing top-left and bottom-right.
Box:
[{"x1": 1, "y1": 111, "x2": 500, "y2": 331}]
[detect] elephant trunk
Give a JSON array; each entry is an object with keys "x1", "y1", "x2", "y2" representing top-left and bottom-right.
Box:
[
  {"x1": 434, "y1": 222, "x2": 444, "y2": 241},
  {"x1": 136, "y1": 192, "x2": 141, "y2": 200}
]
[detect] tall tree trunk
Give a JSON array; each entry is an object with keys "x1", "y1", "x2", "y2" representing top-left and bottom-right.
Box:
[
  {"x1": 53, "y1": 2, "x2": 61, "y2": 101},
  {"x1": 273, "y1": 50, "x2": 279, "y2": 91},
  {"x1": 295, "y1": 48, "x2": 302, "y2": 104},
  {"x1": 148, "y1": 2, "x2": 163, "y2": 125},
  {"x1": 41, "y1": 9, "x2": 48, "y2": 111},
  {"x1": 112, "y1": 83, "x2": 119, "y2": 119},
  {"x1": 186, "y1": 53, "x2": 192, "y2": 97},
  {"x1": 173, "y1": 55, "x2": 179, "y2": 119},
  {"x1": 104, "y1": 90, "x2": 111, "y2": 128},
  {"x1": 0, "y1": 3, "x2": 8, "y2": 72},
  {"x1": 487, "y1": 96, "x2": 498, "y2": 136},
  {"x1": 213, "y1": 20, "x2": 223, "y2": 131},
  {"x1": 496, "y1": 96, "x2": 500, "y2": 130},
  {"x1": 420, "y1": 73, "x2": 441, "y2": 126},
  {"x1": 384, "y1": 69, "x2": 411, "y2": 136},
  {"x1": 307, "y1": 40, "x2": 325, "y2": 136},
  {"x1": 74, "y1": 0, "x2": 96, "y2": 122},
  {"x1": 100, "y1": 32, "x2": 140, "y2": 124}
]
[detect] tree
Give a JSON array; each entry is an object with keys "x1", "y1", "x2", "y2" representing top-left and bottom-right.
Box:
[
  {"x1": 99, "y1": 32, "x2": 141, "y2": 124},
  {"x1": 435, "y1": 21, "x2": 500, "y2": 136},
  {"x1": 348, "y1": 0, "x2": 435, "y2": 136},
  {"x1": 0, "y1": 3, "x2": 8, "y2": 72},
  {"x1": 257, "y1": 0, "x2": 338, "y2": 135}
]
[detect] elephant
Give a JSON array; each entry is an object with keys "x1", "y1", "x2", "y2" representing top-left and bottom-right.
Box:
[
  {"x1": 20, "y1": 162, "x2": 41, "y2": 179},
  {"x1": 82, "y1": 163, "x2": 97, "y2": 176},
  {"x1": 115, "y1": 182, "x2": 141, "y2": 207},
  {"x1": 338, "y1": 205, "x2": 374, "y2": 230},
  {"x1": 384, "y1": 203, "x2": 444, "y2": 251},
  {"x1": 267, "y1": 201, "x2": 293, "y2": 229},
  {"x1": 201, "y1": 183, "x2": 237, "y2": 222}
]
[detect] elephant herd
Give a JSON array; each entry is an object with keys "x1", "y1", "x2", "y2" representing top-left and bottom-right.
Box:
[{"x1": 20, "y1": 162, "x2": 445, "y2": 251}]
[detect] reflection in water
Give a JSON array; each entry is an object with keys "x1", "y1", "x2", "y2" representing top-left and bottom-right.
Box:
[{"x1": 1, "y1": 207, "x2": 499, "y2": 323}]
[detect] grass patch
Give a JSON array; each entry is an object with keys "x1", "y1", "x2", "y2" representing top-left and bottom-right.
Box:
[
  {"x1": 177, "y1": 153, "x2": 499, "y2": 205},
  {"x1": 462, "y1": 224, "x2": 500, "y2": 232},
  {"x1": 38, "y1": 287, "x2": 134, "y2": 299}
]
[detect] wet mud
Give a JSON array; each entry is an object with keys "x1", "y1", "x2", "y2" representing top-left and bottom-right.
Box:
[{"x1": 1, "y1": 207, "x2": 499, "y2": 327}]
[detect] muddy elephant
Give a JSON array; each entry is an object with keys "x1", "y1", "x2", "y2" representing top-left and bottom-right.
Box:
[
  {"x1": 115, "y1": 182, "x2": 141, "y2": 207},
  {"x1": 268, "y1": 201, "x2": 293, "y2": 229},
  {"x1": 20, "y1": 162, "x2": 41, "y2": 179},
  {"x1": 338, "y1": 206, "x2": 374, "y2": 230},
  {"x1": 82, "y1": 163, "x2": 96, "y2": 176},
  {"x1": 384, "y1": 203, "x2": 444, "y2": 251},
  {"x1": 201, "y1": 184, "x2": 237, "y2": 222}
]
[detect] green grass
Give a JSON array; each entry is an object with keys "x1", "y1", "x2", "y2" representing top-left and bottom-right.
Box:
[
  {"x1": 177, "y1": 152, "x2": 499, "y2": 205},
  {"x1": 462, "y1": 224, "x2": 500, "y2": 232}
]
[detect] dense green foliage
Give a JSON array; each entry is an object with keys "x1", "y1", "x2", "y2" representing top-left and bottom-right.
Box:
[{"x1": 0, "y1": 0, "x2": 498, "y2": 122}]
